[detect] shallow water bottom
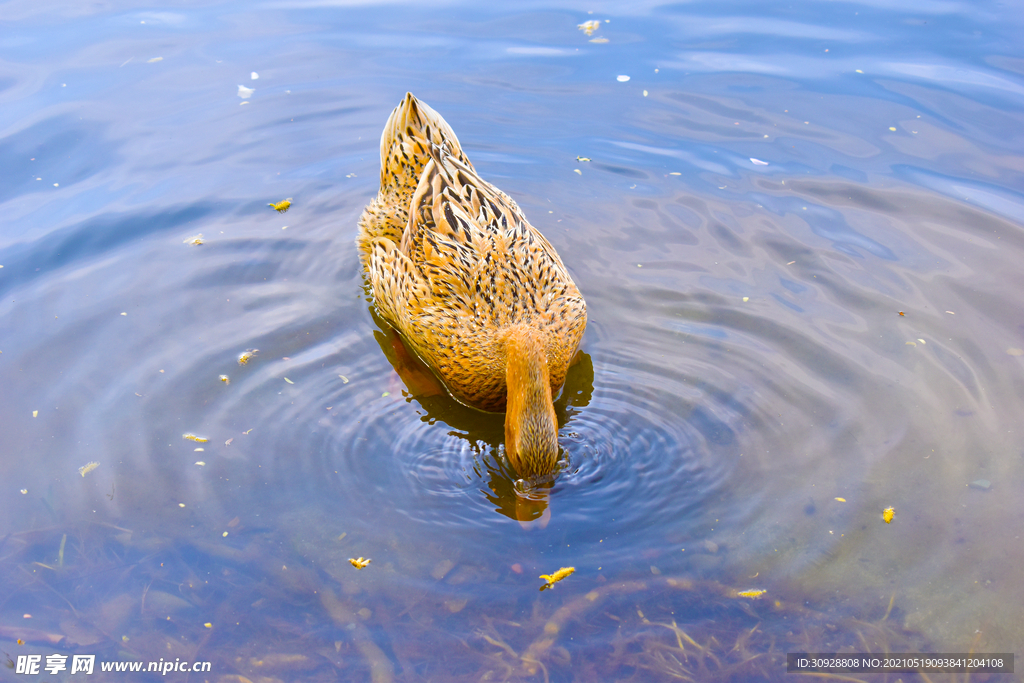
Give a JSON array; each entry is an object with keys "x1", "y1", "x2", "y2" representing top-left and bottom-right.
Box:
[{"x1": 3, "y1": 509, "x2": 1012, "y2": 683}]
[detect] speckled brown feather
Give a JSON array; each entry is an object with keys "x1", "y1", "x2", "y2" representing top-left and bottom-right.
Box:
[{"x1": 358, "y1": 93, "x2": 586, "y2": 443}]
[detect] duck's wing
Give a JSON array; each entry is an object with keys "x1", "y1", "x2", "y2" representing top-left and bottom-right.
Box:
[
  {"x1": 366, "y1": 236, "x2": 433, "y2": 336},
  {"x1": 399, "y1": 145, "x2": 575, "y2": 326}
]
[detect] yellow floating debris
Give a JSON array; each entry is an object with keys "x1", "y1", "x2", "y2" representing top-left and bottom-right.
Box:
[
  {"x1": 736, "y1": 589, "x2": 766, "y2": 598},
  {"x1": 882, "y1": 506, "x2": 895, "y2": 524},
  {"x1": 219, "y1": 374, "x2": 230, "y2": 384},
  {"x1": 78, "y1": 462, "x2": 100, "y2": 477},
  {"x1": 268, "y1": 199, "x2": 292, "y2": 213},
  {"x1": 284, "y1": 377, "x2": 294, "y2": 384},
  {"x1": 183, "y1": 433, "x2": 209, "y2": 443},
  {"x1": 834, "y1": 497, "x2": 846, "y2": 502},
  {"x1": 577, "y1": 20, "x2": 601, "y2": 36},
  {"x1": 576, "y1": 156, "x2": 591, "y2": 162},
  {"x1": 349, "y1": 557, "x2": 371, "y2": 569},
  {"x1": 539, "y1": 566, "x2": 575, "y2": 589},
  {"x1": 184, "y1": 234, "x2": 204, "y2": 245},
  {"x1": 238, "y1": 349, "x2": 258, "y2": 365}
]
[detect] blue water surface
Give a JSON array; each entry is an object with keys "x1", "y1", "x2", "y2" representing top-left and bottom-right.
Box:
[{"x1": 2, "y1": 0, "x2": 1023, "y2": 680}]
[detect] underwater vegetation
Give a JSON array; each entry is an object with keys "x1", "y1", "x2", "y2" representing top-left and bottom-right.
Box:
[{"x1": 0, "y1": 522, "x2": 996, "y2": 682}]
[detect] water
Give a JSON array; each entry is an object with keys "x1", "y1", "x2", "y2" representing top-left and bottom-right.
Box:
[{"x1": 2, "y1": 0, "x2": 1023, "y2": 680}]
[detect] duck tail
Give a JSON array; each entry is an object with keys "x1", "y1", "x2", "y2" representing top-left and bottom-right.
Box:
[
  {"x1": 379, "y1": 93, "x2": 472, "y2": 197},
  {"x1": 504, "y1": 325, "x2": 559, "y2": 478}
]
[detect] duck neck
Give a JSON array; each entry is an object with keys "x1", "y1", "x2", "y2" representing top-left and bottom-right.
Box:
[{"x1": 504, "y1": 325, "x2": 559, "y2": 478}]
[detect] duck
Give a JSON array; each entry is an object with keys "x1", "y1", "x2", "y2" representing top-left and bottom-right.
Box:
[{"x1": 357, "y1": 93, "x2": 587, "y2": 478}]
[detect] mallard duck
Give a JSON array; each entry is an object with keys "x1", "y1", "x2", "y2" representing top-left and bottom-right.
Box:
[{"x1": 358, "y1": 93, "x2": 587, "y2": 478}]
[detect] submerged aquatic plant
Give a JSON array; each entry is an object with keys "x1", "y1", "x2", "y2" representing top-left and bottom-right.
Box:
[{"x1": 0, "y1": 520, "x2": 996, "y2": 683}]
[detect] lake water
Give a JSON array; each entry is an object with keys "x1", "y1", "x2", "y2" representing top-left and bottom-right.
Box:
[{"x1": 2, "y1": 0, "x2": 1023, "y2": 680}]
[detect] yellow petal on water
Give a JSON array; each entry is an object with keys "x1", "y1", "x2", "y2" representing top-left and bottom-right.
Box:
[
  {"x1": 349, "y1": 557, "x2": 371, "y2": 569},
  {"x1": 834, "y1": 497, "x2": 846, "y2": 502},
  {"x1": 178, "y1": 503, "x2": 186, "y2": 507},
  {"x1": 669, "y1": 172, "x2": 681, "y2": 175},
  {"x1": 889, "y1": 126, "x2": 897, "y2": 131},
  {"x1": 918, "y1": 339, "x2": 926, "y2": 344},
  {"x1": 147, "y1": 57, "x2": 163, "y2": 63},
  {"x1": 284, "y1": 377, "x2": 294, "y2": 384},
  {"x1": 856, "y1": 69, "x2": 864, "y2": 73},
  {"x1": 238, "y1": 349, "x2": 258, "y2": 365},
  {"x1": 906, "y1": 341, "x2": 916, "y2": 346},
  {"x1": 381, "y1": 391, "x2": 390, "y2": 397},
  {"x1": 183, "y1": 433, "x2": 209, "y2": 443},
  {"x1": 882, "y1": 506, "x2": 895, "y2": 524},
  {"x1": 742, "y1": 297, "x2": 749, "y2": 302},
  {"x1": 576, "y1": 156, "x2": 591, "y2": 162},
  {"x1": 194, "y1": 447, "x2": 204, "y2": 452},
  {"x1": 736, "y1": 589, "x2": 766, "y2": 598},
  {"x1": 204, "y1": 623, "x2": 213, "y2": 628},
  {"x1": 225, "y1": 438, "x2": 233, "y2": 446},
  {"x1": 222, "y1": 531, "x2": 229, "y2": 537},
  {"x1": 945, "y1": 310, "x2": 955, "y2": 314},
  {"x1": 120, "y1": 312, "x2": 127, "y2": 316},
  {"x1": 219, "y1": 374, "x2": 230, "y2": 384},
  {"x1": 573, "y1": 169, "x2": 582, "y2": 175},
  {"x1": 32, "y1": 410, "x2": 38, "y2": 418},
  {"x1": 577, "y1": 19, "x2": 601, "y2": 36},
  {"x1": 78, "y1": 462, "x2": 100, "y2": 477},
  {"x1": 1007, "y1": 348, "x2": 1024, "y2": 356},
  {"x1": 643, "y1": 89, "x2": 648, "y2": 96},
  {"x1": 268, "y1": 199, "x2": 291, "y2": 212},
  {"x1": 195, "y1": 461, "x2": 206, "y2": 466},
  {"x1": 339, "y1": 375, "x2": 349, "y2": 383},
  {"x1": 539, "y1": 566, "x2": 575, "y2": 588},
  {"x1": 20, "y1": 489, "x2": 28, "y2": 494},
  {"x1": 184, "y1": 234, "x2": 204, "y2": 245}
]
